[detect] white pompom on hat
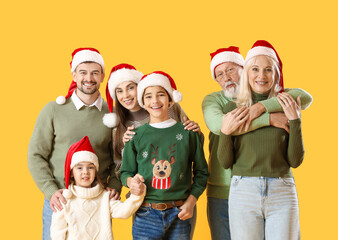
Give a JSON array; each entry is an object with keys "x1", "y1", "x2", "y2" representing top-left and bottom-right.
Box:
[
  {"x1": 103, "y1": 63, "x2": 144, "y2": 128},
  {"x1": 245, "y1": 40, "x2": 284, "y2": 92},
  {"x1": 137, "y1": 71, "x2": 182, "y2": 108},
  {"x1": 210, "y1": 46, "x2": 244, "y2": 80},
  {"x1": 56, "y1": 47, "x2": 105, "y2": 105}
]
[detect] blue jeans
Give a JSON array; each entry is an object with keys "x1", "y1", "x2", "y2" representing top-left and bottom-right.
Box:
[
  {"x1": 42, "y1": 198, "x2": 53, "y2": 240},
  {"x1": 229, "y1": 176, "x2": 300, "y2": 240},
  {"x1": 207, "y1": 197, "x2": 231, "y2": 240},
  {"x1": 132, "y1": 205, "x2": 192, "y2": 240}
]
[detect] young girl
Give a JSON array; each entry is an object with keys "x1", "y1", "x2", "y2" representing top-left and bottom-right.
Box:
[
  {"x1": 218, "y1": 40, "x2": 305, "y2": 239},
  {"x1": 120, "y1": 71, "x2": 209, "y2": 240},
  {"x1": 50, "y1": 136, "x2": 145, "y2": 240}
]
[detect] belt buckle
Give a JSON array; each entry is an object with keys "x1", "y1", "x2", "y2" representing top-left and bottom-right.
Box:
[{"x1": 156, "y1": 203, "x2": 167, "y2": 211}]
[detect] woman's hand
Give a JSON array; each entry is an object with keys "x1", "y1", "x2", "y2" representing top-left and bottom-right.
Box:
[
  {"x1": 123, "y1": 125, "x2": 136, "y2": 145},
  {"x1": 221, "y1": 107, "x2": 249, "y2": 135},
  {"x1": 183, "y1": 116, "x2": 201, "y2": 135},
  {"x1": 270, "y1": 112, "x2": 289, "y2": 133},
  {"x1": 277, "y1": 93, "x2": 301, "y2": 120}
]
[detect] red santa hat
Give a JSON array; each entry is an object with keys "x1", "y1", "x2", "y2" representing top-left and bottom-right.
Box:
[
  {"x1": 245, "y1": 40, "x2": 284, "y2": 92},
  {"x1": 210, "y1": 46, "x2": 244, "y2": 80},
  {"x1": 103, "y1": 63, "x2": 144, "y2": 128},
  {"x1": 64, "y1": 136, "x2": 99, "y2": 191},
  {"x1": 137, "y1": 71, "x2": 182, "y2": 108},
  {"x1": 56, "y1": 47, "x2": 105, "y2": 105}
]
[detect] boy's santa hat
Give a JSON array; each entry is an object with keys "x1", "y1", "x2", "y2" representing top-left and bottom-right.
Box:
[
  {"x1": 245, "y1": 40, "x2": 284, "y2": 92},
  {"x1": 210, "y1": 46, "x2": 244, "y2": 80},
  {"x1": 137, "y1": 71, "x2": 182, "y2": 108},
  {"x1": 103, "y1": 63, "x2": 144, "y2": 128},
  {"x1": 56, "y1": 47, "x2": 105, "y2": 105},
  {"x1": 63, "y1": 136, "x2": 99, "y2": 197}
]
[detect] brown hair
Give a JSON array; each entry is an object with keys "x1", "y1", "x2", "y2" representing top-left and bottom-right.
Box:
[{"x1": 113, "y1": 99, "x2": 129, "y2": 159}]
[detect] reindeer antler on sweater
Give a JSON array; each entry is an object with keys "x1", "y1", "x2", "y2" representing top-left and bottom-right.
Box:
[
  {"x1": 151, "y1": 144, "x2": 159, "y2": 161},
  {"x1": 167, "y1": 143, "x2": 176, "y2": 159}
]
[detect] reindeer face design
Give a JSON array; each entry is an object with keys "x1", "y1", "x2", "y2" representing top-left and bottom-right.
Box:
[
  {"x1": 151, "y1": 144, "x2": 176, "y2": 189},
  {"x1": 152, "y1": 156, "x2": 175, "y2": 179}
]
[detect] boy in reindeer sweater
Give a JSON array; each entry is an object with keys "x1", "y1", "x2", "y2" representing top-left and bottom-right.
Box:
[{"x1": 120, "y1": 71, "x2": 208, "y2": 240}]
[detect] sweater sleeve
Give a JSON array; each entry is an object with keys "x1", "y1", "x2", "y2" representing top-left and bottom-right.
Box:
[
  {"x1": 260, "y1": 88, "x2": 313, "y2": 112},
  {"x1": 189, "y1": 132, "x2": 209, "y2": 200},
  {"x1": 287, "y1": 118, "x2": 305, "y2": 168},
  {"x1": 110, "y1": 192, "x2": 145, "y2": 219},
  {"x1": 203, "y1": 93, "x2": 270, "y2": 136},
  {"x1": 27, "y1": 102, "x2": 59, "y2": 200},
  {"x1": 202, "y1": 94, "x2": 227, "y2": 135},
  {"x1": 120, "y1": 139, "x2": 138, "y2": 187},
  {"x1": 217, "y1": 133, "x2": 235, "y2": 169},
  {"x1": 50, "y1": 209, "x2": 68, "y2": 240}
]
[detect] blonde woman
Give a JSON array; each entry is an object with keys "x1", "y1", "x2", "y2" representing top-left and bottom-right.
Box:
[{"x1": 218, "y1": 40, "x2": 307, "y2": 240}]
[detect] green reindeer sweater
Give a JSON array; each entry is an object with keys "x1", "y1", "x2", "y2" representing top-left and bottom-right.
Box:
[{"x1": 120, "y1": 122, "x2": 209, "y2": 203}]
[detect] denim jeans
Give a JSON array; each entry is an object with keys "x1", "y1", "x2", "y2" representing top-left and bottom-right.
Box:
[
  {"x1": 132, "y1": 205, "x2": 192, "y2": 240},
  {"x1": 207, "y1": 197, "x2": 231, "y2": 240},
  {"x1": 229, "y1": 176, "x2": 300, "y2": 240},
  {"x1": 42, "y1": 198, "x2": 53, "y2": 240}
]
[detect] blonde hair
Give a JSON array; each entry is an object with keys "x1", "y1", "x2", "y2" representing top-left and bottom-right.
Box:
[{"x1": 236, "y1": 56, "x2": 281, "y2": 107}]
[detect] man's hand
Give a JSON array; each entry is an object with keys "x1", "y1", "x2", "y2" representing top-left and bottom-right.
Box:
[
  {"x1": 50, "y1": 189, "x2": 66, "y2": 212},
  {"x1": 178, "y1": 195, "x2": 197, "y2": 221},
  {"x1": 127, "y1": 174, "x2": 146, "y2": 196},
  {"x1": 106, "y1": 187, "x2": 121, "y2": 200},
  {"x1": 182, "y1": 116, "x2": 201, "y2": 135},
  {"x1": 270, "y1": 112, "x2": 289, "y2": 133},
  {"x1": 221, "y1": 107, "x2": 249, "y2": 135},
  {"x1": 123, "y1": 125, "x2": 136, "y2": 145},
  {"x1": 241, "y1": 102, "x2": 266, "y2": 132}
]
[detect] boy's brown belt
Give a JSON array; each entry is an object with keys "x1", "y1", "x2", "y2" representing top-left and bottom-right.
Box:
[{"x1": 141, "y1": 200, "x2": 184, "y2": 211}]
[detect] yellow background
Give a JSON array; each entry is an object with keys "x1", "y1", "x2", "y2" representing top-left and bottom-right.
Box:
[{"x1": 1, "y1": 0, "x2": 336, "y2": 239}]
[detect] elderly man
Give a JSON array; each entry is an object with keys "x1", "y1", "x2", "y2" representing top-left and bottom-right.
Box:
[
  {"x1": 202, "y1": 46, "x2": 312, "y2": 240},
  {"x1": 28, "y1": 48, "x2": 122, "y2": 240}
]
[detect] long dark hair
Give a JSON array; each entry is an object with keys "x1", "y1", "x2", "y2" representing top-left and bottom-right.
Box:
[{"x1": 113, "y1": 99, "x2": 130, "y2": 159}]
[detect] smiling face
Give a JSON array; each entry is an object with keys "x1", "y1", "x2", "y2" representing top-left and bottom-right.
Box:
[
  {"x1": 72, "y1": 62, "x2": 104, "y2": 96},
  {"x1": 115, "y1": 81, "x2": 141, "y2": 112},
  {"x1": 143, "y1": 86, "x2": 172, "y2": 124},
  {"x1": 248, "y1": 55, "x2": 275, "y2": 94},
  {"x1": 214, "y1": 62, "x2": 242, "y2": 98},
  {"x1": 71, "y1": 162, "x2": 96, "y2": 188}
]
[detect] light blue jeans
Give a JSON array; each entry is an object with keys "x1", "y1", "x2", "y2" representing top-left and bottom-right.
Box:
[
  {"x1": 42, "y1": 198, "x2": 53, "y2": 240},
  {"x1": 132, "y1": 204, "x2": 192, "y2": 240},
  {"x1": 229, "y1": 176, "x2": 300, "y2": 240},
  {"x1": 207, "y1": 197, "x2": 231, "y2": 240}
]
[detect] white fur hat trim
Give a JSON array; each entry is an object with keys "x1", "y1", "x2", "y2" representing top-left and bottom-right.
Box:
[
  {"x1": 102, "y1": 112, "x2": 119, "y2": 128},
  {"x1": 56, "y1": 96, "x2": 66, "y2": 105},
  {"x1": 71, "y1": 50, "x2": 105, "y2": 73},
  {"x1": 210, "y1": 51, "x2": 244, "y2": 80},
  {"x1": 137, "y1": 73, "x2": 179, "y2": 108},
  {"x1": 245, "y1": 46, "x2": 278, "y2": 65},
  {"x1": 70, "y1": 151, "x2": 99, "y2": 171},
  {"x1": 108, "y1": 68, "x2": 143, "y2": 100}
]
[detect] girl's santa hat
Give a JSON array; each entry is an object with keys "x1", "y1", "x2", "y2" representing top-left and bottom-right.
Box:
[
  {"x1": 210, "y1": 46, "x2": 244, "y2": 80},
  {"x1": 103, "y1": 63, "x2": 144, "y2": 128},
  {"x1": 63, "y1": 136, "x2": 99, "y2": 198},
  {"x1": 245, "y1": 40, "x2": 284, "y2": 92},
  {"x1": 56, "y1": 47, "x2": 105, "y2": 105},
  {"x1": 137, "y1": 71, "x2": 182, "y2": 108}
]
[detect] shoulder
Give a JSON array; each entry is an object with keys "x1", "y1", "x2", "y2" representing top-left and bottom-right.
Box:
[{"x1": 202, "y1": 91, "x2": 229, "y2": 106}]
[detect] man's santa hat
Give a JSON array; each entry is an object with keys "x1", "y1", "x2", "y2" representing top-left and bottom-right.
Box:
[
  {"x1": 102, "y1": 63, "x2": 143, "y2": 128},
  {"x1": 245, "y1": 40, "x2": 284, "y2": 92},
  {"x1": 210, "y1": 46, "x2": 244, "y2": 80},
  {"x1": 63, "y1": 136, "x2": 99, "y2": 198},
  {"x1": 56, "y1": 47, "x2": 105, "y2": 105},
  {"x1": 137, "y1": 71, "x2": 182, "y2": 108}
]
